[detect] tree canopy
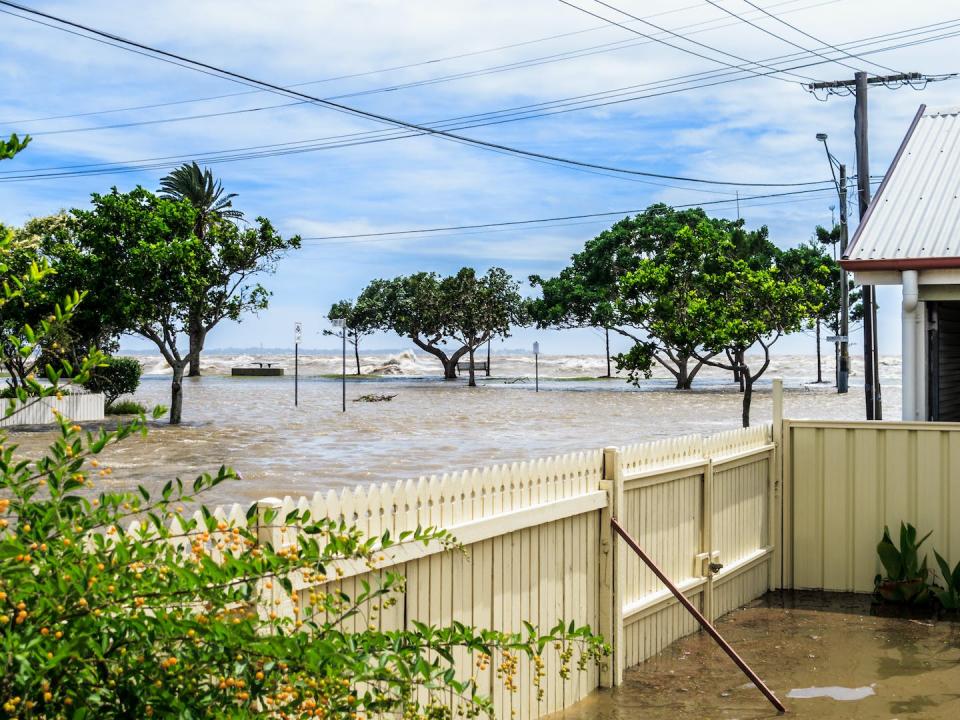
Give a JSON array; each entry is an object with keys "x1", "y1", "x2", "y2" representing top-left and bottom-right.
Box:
[
  {"x1": 357, "y1": 268, "x2": 524, "y2": 382},
  {"x1": 325, "y1": 297, "x2": 382, "y2": 375},
  {"x1": 530, "y1": 204, "x2": 777, "y2": 389},
  {"x1": 624, "y1": 223, "x2": 826, "y2": 426},
  {"x1": 39, "y1": 187, "x2": 298, "y2": 424}
]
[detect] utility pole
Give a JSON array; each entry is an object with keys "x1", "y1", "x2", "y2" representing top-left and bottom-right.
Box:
[
  {"x1": 807, "y1": 71, "x2": 935, "y2": 420},
  {"x1": 838, "y1": 163, "x2": 850, "y2": 394}
]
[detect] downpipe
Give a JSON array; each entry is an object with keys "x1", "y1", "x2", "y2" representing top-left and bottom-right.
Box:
[{"x1": 902, "y1": 270, "x2": 919, "y2": 421}]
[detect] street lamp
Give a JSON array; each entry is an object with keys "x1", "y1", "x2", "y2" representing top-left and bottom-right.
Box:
[
  {"x1": 294, "y1": 321, "x2": 302, "y2": 407},
  {"x1": 816, "y1": 132, "x2": 851, "y2": 395},
  {"x1": 331, "y1": 318, "x2": 346, "y2": 412},
  {"x1": 533, "y1": 341, "x2": 540, "y2": 393}
]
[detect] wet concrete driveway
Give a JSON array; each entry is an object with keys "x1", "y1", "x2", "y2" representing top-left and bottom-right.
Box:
[{"x1": 554, "y1": 592, "x2": 960, "y2": 719}]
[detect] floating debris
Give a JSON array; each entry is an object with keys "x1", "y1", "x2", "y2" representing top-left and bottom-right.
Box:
[{"x1": 354, "y1": 393, "x2": 398, "y2": 403}]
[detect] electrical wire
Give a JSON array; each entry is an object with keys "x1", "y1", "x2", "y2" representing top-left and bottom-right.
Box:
[
  {"x1": 1, "y1": 19, "x2": 954, "y2": 191},
  {"x1": 0, "y1": 0, "x2": 841, "y2": 127},
  {"x1": 704, "y1": 0, "x2": 859, "y2": 73},
  {"x1": 14, "y1": 9, "x2": 940, "y2": 141},
  {"x1": 557, "y1": 0, "x2": 814, "y2": 83},
  {"x1": 299, "y1": 183, "x2": 859, "y2": 243},
  {"x1": 738, "y1": 0, "x2": 900, "y2": 74},
  {"x1": 0, "y1": 0, "x2": 835, "y2": 188},
  {"x1": 2, "y1": 17, "x2": 954, "y2": 187}
]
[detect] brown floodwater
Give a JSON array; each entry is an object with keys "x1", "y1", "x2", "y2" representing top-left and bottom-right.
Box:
[
  {"x1": 553, "y1": 592, "x2": 960, "y2": 720},
  {"x1": 4, "y1": 354, "x2": 902, "y2": 507}
]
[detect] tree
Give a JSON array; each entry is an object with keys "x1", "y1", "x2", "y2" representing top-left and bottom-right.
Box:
[
  {"x1": 779, "y1": 238, "x2": 863, "y2": 385},
  {"x1": 642, "y1": 223, "x2": 824, "y2": 427},
  {"x1": 159, "y1": 162, "x2": 245, "y2": 377},
  {"x1": 531, "y1": 205, "x2": 771, "y2": 389},
  {"x1": 324, "y1": 298, "x2": 380, "y2": 375},
  {"x1": 441, "y1": 267, "x2": 525, "y2": 387},
  {"x1": 45, "y1": 188, "x2": 298, "y2": 424},
  {"x1": 1, "y1": 133, "x2": 29, "y2": 160}
]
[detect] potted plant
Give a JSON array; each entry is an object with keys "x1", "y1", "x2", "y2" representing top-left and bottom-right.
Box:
[
  {"x1": 934, "y1": 550, "x2": 960, "y2": 613},
  {"x1": 874, "y1": 523, "x2": 933, "y2": 604}
]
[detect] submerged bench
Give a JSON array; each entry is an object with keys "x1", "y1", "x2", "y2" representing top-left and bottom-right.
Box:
[
  {"x1": 231, "y1": 365, "x2": 284, "y2": 376},
  {"x1": 456, "y1": 360, "x2": 489, "y2": 373}
]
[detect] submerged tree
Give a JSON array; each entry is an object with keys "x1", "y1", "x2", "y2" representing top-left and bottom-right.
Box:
[
  {"x1": 531, "y1": 205, "x2": 774, "y2": 389},
  {"x1": 358, "y1": 268, "x2": 523, "y2": 381},
  {"x1": 325, "y1": 298, "x2": 380, "y2": 375},
  {"x1": 441, "y1": 267, "x2": 525, "y2": 387},
  {"x1": 54, "y1": 187, "x2": 298, "y2": 424},
  {"x1": 159, "y1": 162, "x2": 245, "y2": 377},
  {"x1": 780, "y1": 229, "x2": 864, "y2": 384}
]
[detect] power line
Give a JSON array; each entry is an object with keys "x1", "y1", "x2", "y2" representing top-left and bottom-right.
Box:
[
  {"x1": 0, "y1": 0, "x2": 835, "y2": 189},
  {"x1": 704, "y1": 0, "x2": 859, "y2": 73},
  {"x1": 1, "y1": 0, "x2": 839, "y2": 127},
  {"x1": 299, "y1": 183, "x2": 860, "y2": 242},
  {"x1": 14, "y1": 8, "x2": 944, "y2": 141},
  {"x1": 557, "y1": 0, "x2": 814, "y2": 83},
  {"x1": 2, "y1": 13, "x2": 954, "y2": 187},
  {"x1": 738, "y1": 0, "x2": 899, "y2": 74}
]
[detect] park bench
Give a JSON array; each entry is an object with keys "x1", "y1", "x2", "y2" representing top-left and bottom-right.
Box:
[{"x1": 456, "y1": 360, "x2": 489, "y2": 374}]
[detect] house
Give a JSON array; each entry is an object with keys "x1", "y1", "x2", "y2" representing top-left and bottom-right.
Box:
[{"x1": 841, "y1": 105, "x2": 960, "y2": 421}]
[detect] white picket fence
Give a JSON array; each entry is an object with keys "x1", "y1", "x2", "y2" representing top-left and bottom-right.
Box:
[
  {"x1": 1, "y1": 392, "x2": 105, "y2": 427},
  {"x1": 180, "y1": 424, "x2": 776, "y2": 718}
]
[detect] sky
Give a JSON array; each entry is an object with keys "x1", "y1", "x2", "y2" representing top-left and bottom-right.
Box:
[{"x1": 1, "y1": 0, "x2": 958, "y2": 358}]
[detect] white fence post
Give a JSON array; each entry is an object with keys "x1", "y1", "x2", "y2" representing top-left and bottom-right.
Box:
[
  {"x1": 701, "y1": 458, "x2": 715, "y2": 623},
  {"x1": 771, "y1": 379, "x2": 784, "y2": 590},
  {"x1": 599, "y1": 446, "x2": 624, "y2": 687}
]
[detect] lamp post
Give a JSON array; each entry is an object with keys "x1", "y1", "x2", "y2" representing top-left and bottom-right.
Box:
[
  {"x1": 816, "y1": 133, "x2": 850, "y2": 395},
  {"x1": 331, "y1": 318, "x2": 346, "y2": 412},
  {"x1": 533, "y1": 341, "x2": 540, "y2": 393},
  {"x1": 294, "y1": 321, "x2": 302, "y2": 407}
]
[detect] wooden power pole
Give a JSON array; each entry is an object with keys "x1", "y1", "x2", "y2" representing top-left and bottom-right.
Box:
[{"x1": 807, "y1": 71, "x2": 936, "y2": 421}]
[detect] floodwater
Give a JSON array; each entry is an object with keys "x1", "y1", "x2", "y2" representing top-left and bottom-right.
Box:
[
  {"x1": 5, "y1": 353, "x2": 902, "y2": 507},
  {"x1": 553, "y1": 592, "x2": 960, "y2": 719}
]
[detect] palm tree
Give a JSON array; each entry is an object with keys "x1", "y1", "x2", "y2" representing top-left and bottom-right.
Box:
[
  {"x1": 159, "y1": 162, "x2": 243, "y2": 239},
  {"x1": 159, "y1": 163, "x2": 244, "y2": 376}
]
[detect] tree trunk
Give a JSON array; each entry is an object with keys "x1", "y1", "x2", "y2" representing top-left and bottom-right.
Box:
[
  {"x1": 354, "y1": 341, "x2": 361, "y2": 376},
  {"x1": 736, "y1": 350, "x2": 746, "y2": 392},
  {"x1": 741, "y1": 362, "x2": 753, "y2": 428},
  {"x1": 187, "y1": 321, "x2": 204, "y2": 377},
  {"x1": 443, "y1": 357, "x2": 458, "y2": 380},
  {"x1": 726, "y1": 349, "x2": 740, "y2": 384},
  {"x1": 486, "y1": 339, "x2": 491, "y2": 377},
  {"x1": 170, "y1": 362, "x2": 185, "y2": 425},
  {"x1": 675, "y1": 355, "x2": 692, "y2": 390},
  {"x1": 605, "y1": 327, "x2": 611, "y2": 378},
  {"x1": 815, "y1": 320, "x2": 822, "y2": 383},
  {"x1": 468, "y1": 347, "x2": 477, "y2": 387}
]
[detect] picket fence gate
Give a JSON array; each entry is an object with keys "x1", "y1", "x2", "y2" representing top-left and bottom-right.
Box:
[{"x1": 180, "y1": 424, "x2": 777, "y2": 718}]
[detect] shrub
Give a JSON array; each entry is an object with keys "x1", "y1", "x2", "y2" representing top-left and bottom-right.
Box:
[
  {"x1": 105, "y1": 399, "x2": 148, "y2": 415},
  {"x1": 83, "y1": 355, "x2": 142, "y2": 405}
]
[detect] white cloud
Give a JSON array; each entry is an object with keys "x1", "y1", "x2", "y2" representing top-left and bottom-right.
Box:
[{"x1": 0, "y1": 0, "x2": 956, "y2": 355}]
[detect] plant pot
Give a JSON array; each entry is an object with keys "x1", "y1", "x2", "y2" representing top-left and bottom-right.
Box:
[{"x1": 877, "y1": 579, "x2": 930, "y2": 604}]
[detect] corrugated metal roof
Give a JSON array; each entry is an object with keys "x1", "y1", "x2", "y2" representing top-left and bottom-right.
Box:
[{"x1": 844, "y1": 105, "x2": 960, "y2": 270}]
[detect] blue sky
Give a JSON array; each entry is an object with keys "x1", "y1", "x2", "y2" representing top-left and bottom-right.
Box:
[{"x1": 2, "y1": 0, "x2": 958, "y2": 357}]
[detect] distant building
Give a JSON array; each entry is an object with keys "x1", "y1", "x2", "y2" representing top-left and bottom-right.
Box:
[{"x1": 842, "y1": 105, "x2": 960, "y2": 421}]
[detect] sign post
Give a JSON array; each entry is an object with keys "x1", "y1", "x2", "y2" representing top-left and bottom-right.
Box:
[
  {"x1": 294, "y1": 321, "x2": 302, "y2": 407},
  {"x1": 533, "y1": 341, "x2": 540, "y2": 393},
  {"x1": 331, "y1": 318, "x2": 346, "y2": 412}
]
